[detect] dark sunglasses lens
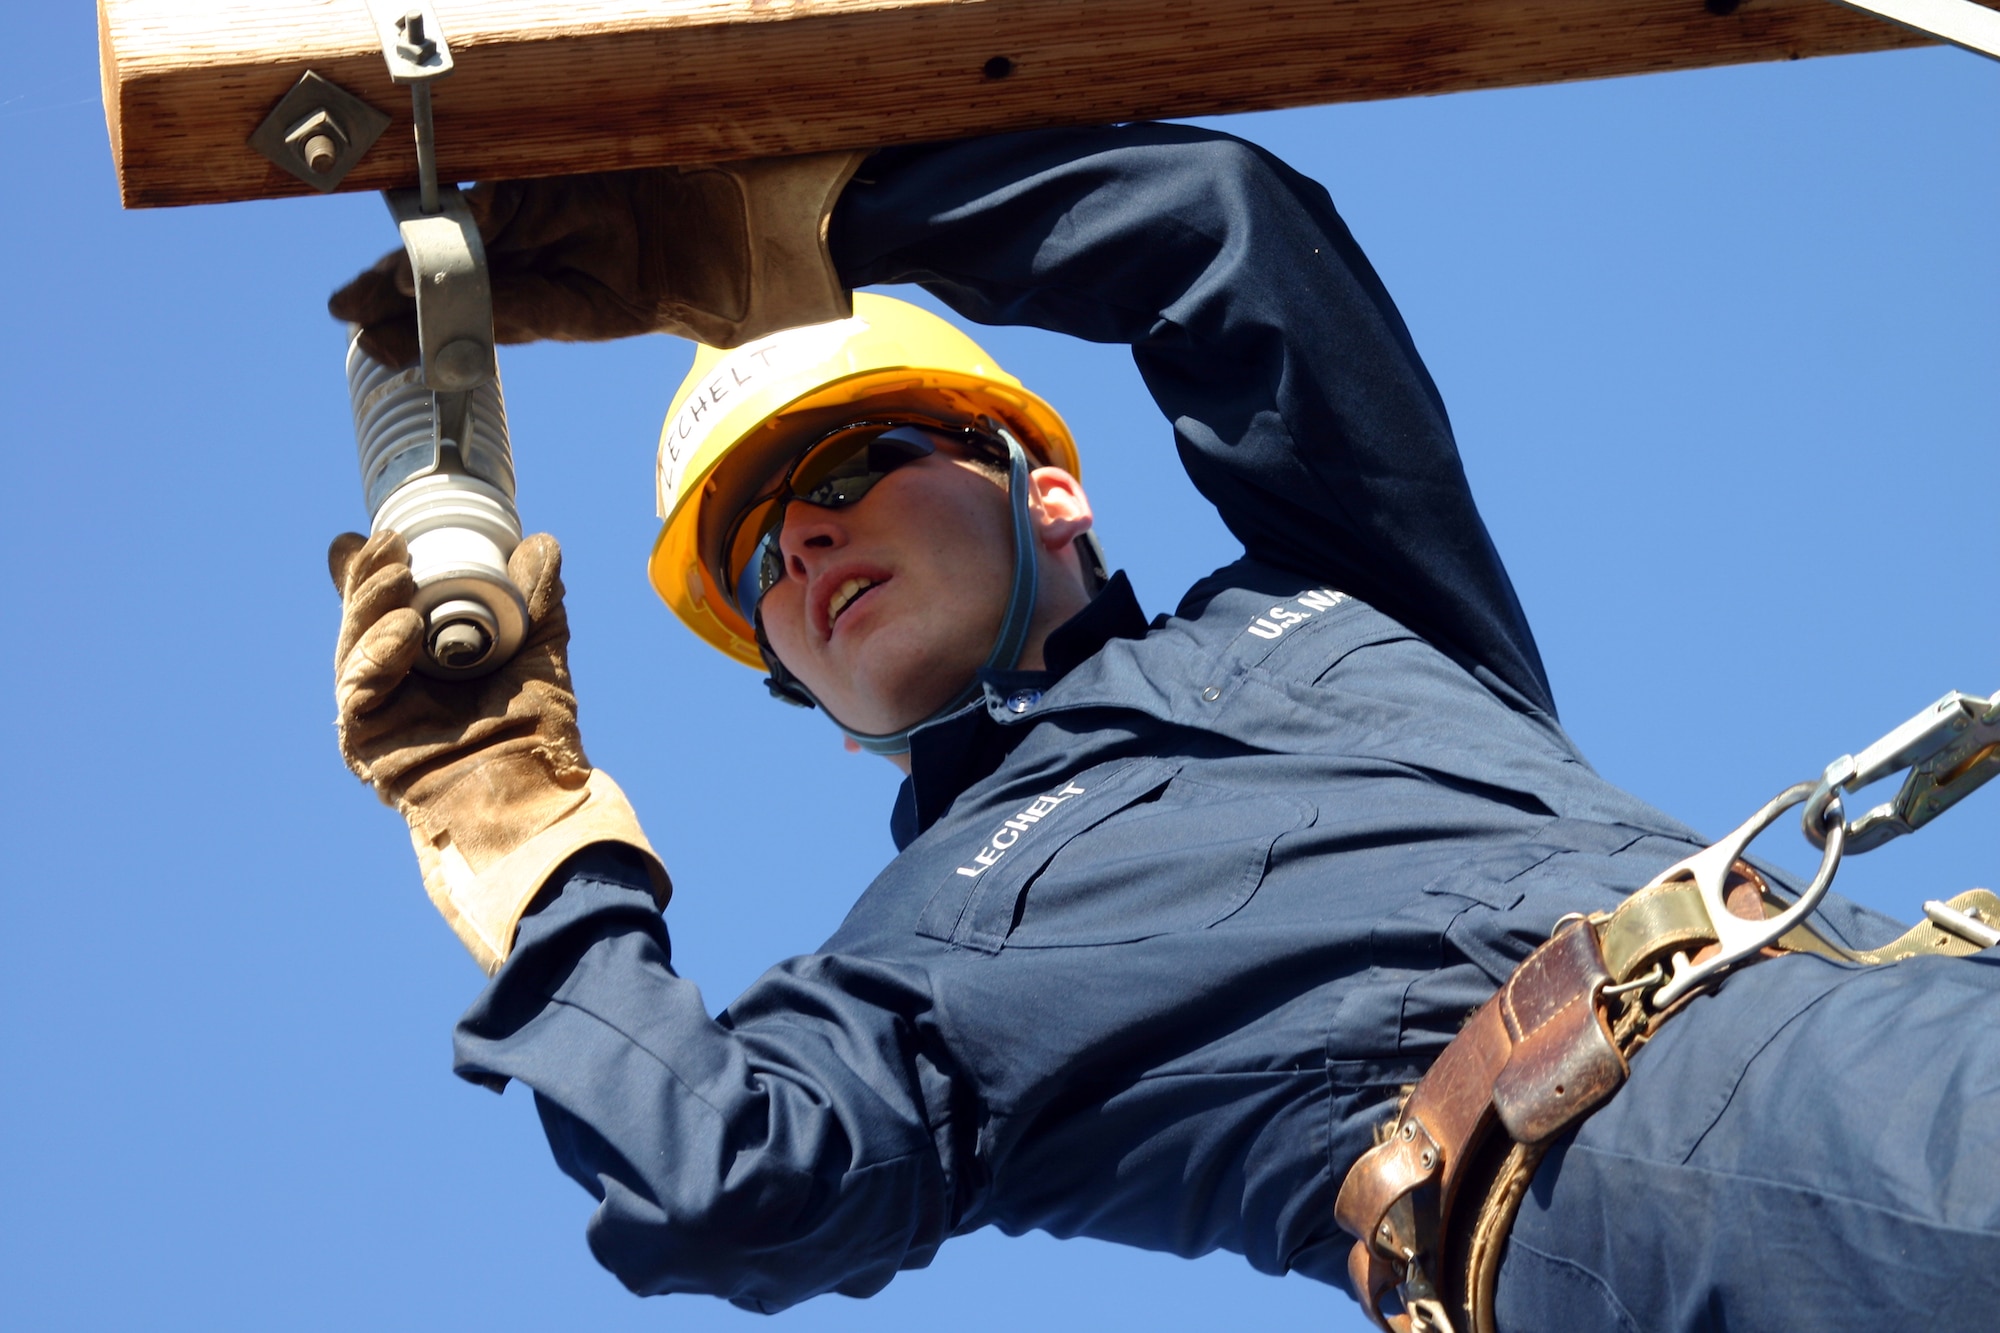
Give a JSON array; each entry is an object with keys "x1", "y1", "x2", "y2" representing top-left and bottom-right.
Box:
[
  {"x1": 721, "y1": 424, "x2": 955, "y2": 616},
  {"x1": 719, "y1": 495, "x2": 774, "y2": 614},
  {"x1": 790, "y1": 425, "x2": 940, "y2": 507},
  {"x1": 733, "y1": 527, "x2": 780, "y2": 618}
]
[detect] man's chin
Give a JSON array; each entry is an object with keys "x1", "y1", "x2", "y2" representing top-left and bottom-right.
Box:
[{"x1": 824, "y1": 663, "x2": 982, "y2": 738}]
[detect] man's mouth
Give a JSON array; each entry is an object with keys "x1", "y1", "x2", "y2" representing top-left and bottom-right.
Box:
[{"x1": 827, "y1": 575, "x2": 881, "y2": 629}]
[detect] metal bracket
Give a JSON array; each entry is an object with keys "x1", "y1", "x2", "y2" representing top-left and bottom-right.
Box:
[
  {"x1": 365, "y1": 1, "x2": 456, "y2": 213},
  {"x1": 1832, "y1": 0, "x2": 2000, "y2": 61},
  {"x1": 384, "y1": 188, "x2": 495, "y2": 393},
  {"x1": 364, "y1": 0, "x2": 456, "y2": 81},
  {"x1": 247, "y1": 71, "x2": 391, "y2": 193},
  {"x1": 364, "y1": 2, "x2": 492, "y2": 401}
]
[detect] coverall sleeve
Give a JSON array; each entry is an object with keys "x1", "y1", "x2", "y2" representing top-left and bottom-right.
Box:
[
  {"x1": 831, "y1": 123, "x2": 1555, "y2": 718},
  {"x1": 454, "y1": 847, "x2": 957, "y2": 1312}
]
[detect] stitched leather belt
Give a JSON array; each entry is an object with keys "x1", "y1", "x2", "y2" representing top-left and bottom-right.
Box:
[{"x1": 1333, "y1": 869, "x2": 2000, "y2": 1333}]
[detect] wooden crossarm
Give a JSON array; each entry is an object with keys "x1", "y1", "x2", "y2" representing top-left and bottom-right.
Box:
[{"x1": 100, "y1": 0, "x2": 1939, "y2": 210}]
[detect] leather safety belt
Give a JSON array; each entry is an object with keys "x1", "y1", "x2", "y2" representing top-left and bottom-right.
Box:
[
  {"x1": 1333, "y1": 866, "x2": 2000, "y2": 1333},
  {"x1": 1337, "y1": 687, "x2": 2000, "y2": 1333}
]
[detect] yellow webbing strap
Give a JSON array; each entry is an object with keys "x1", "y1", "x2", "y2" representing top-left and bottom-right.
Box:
[
  {"x1": 1830, "y1": 888, "x2": 2000, "y2": 965},
  {"x1": 1596, "y1": 879, "x2": 1998, "y2": 990}
]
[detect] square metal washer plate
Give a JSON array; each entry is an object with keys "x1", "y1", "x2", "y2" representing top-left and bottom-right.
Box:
[{"x1": 248, "y1": 70, "x2": 393, "y2": 193}]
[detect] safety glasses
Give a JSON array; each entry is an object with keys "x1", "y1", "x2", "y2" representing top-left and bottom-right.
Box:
[{"x1": 718, "y1": 419, "x2": 1006, "y2": 618}]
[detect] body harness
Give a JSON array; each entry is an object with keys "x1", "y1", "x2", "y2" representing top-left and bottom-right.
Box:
[{"x1": 1336, "y1": 688, "x2": 2000, "y2": 1333}]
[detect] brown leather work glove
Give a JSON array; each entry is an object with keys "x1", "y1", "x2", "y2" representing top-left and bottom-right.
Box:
[
  {"x1": 331, "y1": 529, "x2": 669, "y2": 972},
  {"x1": 329, "y1": 151, "x2": 867, "y2": 367}
]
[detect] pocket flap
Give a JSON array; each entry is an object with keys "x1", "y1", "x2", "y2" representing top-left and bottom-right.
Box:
[
  {"x1": 916, "y1": 758, "x2": 1183, "y2": 953},
  {"x1": 1001, "y1": 778, "x2": 1313, "y2": 948}
]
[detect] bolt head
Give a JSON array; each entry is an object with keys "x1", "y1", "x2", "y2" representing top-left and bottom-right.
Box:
[
  {"x1": 430, "y1": 338, "x2": 493, "y2": 392},
  {"x1": 396, "y1": 13, "x2": 438, "y2": 62}
]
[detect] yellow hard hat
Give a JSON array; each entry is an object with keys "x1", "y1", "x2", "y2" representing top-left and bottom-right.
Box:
[{"x1": 648, "y1": 293, "x2": 1079, "y2": 667}]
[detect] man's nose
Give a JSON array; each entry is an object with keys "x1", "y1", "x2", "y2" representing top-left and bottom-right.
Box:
[{"x1": 776, "y1": 505, "x2": 847, "y2": 580}]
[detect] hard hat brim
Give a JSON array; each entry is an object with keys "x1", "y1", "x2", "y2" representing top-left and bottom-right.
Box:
[{"x1": 649, "y1": 362, "x2": 1078, "y2": 668}]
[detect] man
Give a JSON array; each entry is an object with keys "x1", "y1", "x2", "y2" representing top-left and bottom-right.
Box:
[{"x1": 329, "y1": 124, "x2": 2000, "y2": 1329}]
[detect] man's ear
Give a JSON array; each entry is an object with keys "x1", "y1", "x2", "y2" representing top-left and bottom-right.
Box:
[{"x1": 1027, "y1": 467, "x2": 1093, "y2": 553}]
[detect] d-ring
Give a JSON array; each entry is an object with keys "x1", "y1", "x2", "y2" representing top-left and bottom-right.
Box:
[{"x1": 1650, "y1": 782, "x2": 1846, "y2": 1009}]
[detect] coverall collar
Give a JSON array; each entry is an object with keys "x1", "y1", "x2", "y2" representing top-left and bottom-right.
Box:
[{"x1": 891, "y1": 571, "x2": 1150, "y2": 848}]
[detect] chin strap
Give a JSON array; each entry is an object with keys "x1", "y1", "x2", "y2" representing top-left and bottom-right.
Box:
[{"x1": 760, "y1": 429, "x2": 1043, "y2": 757}]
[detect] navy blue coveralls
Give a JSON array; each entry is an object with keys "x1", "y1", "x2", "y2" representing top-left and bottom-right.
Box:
[{"x1": 454, "y1": 125, "x2": 2000, "y2": 1329}]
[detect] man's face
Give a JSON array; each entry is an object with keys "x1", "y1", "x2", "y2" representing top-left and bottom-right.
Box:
[{"x1": 757, "y1": 450, "x2": 1021, "y2": 738}]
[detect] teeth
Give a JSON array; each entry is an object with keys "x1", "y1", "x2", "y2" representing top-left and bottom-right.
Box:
[{"x1": 828, "y1": 577, "x2": 876, "y2": 625}]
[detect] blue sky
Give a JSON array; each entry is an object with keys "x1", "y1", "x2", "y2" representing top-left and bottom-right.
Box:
[{"x1": 2, "y1": 9, "x2": 1994, "y2": 1330}]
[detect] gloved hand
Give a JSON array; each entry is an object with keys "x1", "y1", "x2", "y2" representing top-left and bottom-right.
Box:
[
  {"x1": 329, "y1": 150, "x2": 867, "y2": 367},
  {"x1": 331, "y1": 529, "x2": 669, "y2": 973}
]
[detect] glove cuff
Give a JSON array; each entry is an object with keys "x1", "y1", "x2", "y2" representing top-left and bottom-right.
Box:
[
  {"x1": 411, "y1": 768, "x2": 672, "y2": 974},
  {"x1": 675, "y1": 149, "x2": 867, "y2": 348}
]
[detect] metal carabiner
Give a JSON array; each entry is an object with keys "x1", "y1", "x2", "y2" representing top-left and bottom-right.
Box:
[
  {"x1": 1802, "y1": 690, "x2": 2000, "y2": 855},
  {"x1": 1649, "y1": 783, "x2": 1847, "y2": 1010}
]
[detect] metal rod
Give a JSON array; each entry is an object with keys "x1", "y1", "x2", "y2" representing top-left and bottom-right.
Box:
[
  {"x1": 1925, "y1": 899, "x2": 2000, "y2": 948},
  {"x1": 411, "y1": 81, "x2": 440, "y2": 214}
]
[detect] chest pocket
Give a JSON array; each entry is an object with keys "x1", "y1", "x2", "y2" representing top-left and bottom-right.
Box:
[{"x1": 917, "y1": 758, "x2": 1314, "y2": 952}]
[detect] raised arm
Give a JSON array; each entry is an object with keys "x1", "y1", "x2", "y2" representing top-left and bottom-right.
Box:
[
  {"x1": 329, "y1": 124, "x2": 1552, "y2": 716},
  {"x1": 832, "y1": 123, "x2": 1556, "y2": 719}
]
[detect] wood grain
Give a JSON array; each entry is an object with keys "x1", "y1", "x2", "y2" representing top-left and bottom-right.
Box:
[{"x1": 100, "y1": 0, "x2": 1944, "y2": 209}]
